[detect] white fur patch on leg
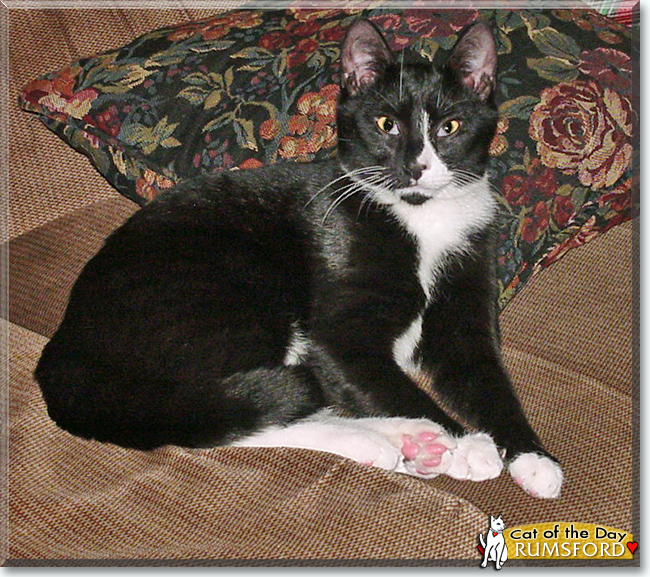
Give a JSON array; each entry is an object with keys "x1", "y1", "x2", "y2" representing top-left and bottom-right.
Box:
[
  {"x1": 508, "y1": 452, "x2": 564, "y2": 499},
  {"x1": 232, "y1": 410, "x2": 402, "y2": 472},
  {"x1": 232, "y1": 412, "x2": 461, "y2": 478},
  {"x1": 446, "y1": 432, "x2": 504, "y2": 481}
]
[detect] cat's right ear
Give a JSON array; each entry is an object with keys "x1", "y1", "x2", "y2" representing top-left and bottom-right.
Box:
[
  {"x1": 341, "y1": 20, "x2": 393, "y2": 96},
  {"x1": 448, "y1": 21, "x2": 497, "y2": 101}
]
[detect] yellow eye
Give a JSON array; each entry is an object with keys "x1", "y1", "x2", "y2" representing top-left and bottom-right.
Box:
[
  {"x1": 438, "y1": 119, "x2": 461, "y2": 137},
  {"x1": 376, "y1": 116, "x2": 399, "y2": 135}
]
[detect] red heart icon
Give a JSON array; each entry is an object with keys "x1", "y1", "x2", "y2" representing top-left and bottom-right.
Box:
[
  {"x1": 627, "y1": 542, "x2": 638, "y2": 554},
  {"x1": 493, "y1": 532, "x2": 498, "y2": 536}
]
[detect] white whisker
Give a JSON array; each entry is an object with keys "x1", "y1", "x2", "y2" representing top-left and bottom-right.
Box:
[
  {"x1": 305, "y1": 165, "x2": 386, "y2": 208},
  {"x1": 321, "y1": 167, "x2": 395, "y2": 223},
  {"x1": 322, "y1": 185, "x2": 360, "y2": 223},
  {"x1": 357, "y1": 175, "x2": 394, "y2": 220},
  {"x1": 451, "y1": 170, "x2": 501, "y2": 197},
  {"x1": 371, "y1": 89, "x2": 397, "y2": 113},
  {"x1": 399, "y1": 48, "x2": 405, "y2": 101}
]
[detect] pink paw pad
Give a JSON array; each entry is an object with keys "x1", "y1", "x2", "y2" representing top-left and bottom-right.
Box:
[
  {"x1": 400, "y1": 429, "x2": 452, "y2": 477},
  {"x1": 401, "y1": 435, "x2": 420, "y2": 460},
  {"x1": 426, "y1": 443, "x2": 447, "y2": 455}
]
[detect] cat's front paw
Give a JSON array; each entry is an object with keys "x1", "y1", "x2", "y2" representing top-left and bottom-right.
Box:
[
  {"x1": 400, "y1": 430, "x2": 456, "y2": 478},
  {"x1": 343, "y1": 432, "x2": 404, "y2": 472},
  {"x1": 396, "y1": 423, "x2": 457, "y2": 478},
  {"x1": 508, "y1": 452, "x2": 563, "y2": 499},
  {"x1": 446, "y1": 432, "x2": 504, "y2": 481},
  {"x1": 358, "y1": 417, "x2": 456, "y2": 478}
]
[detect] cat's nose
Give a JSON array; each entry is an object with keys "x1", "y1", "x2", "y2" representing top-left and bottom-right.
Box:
[{"x1": 408, "y1": 163, "x2": 426, "y2": 185}]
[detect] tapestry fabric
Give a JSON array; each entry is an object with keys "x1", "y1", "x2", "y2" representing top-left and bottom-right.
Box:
[{"x1": 19, "y1": 7, "x2": 636, "y2": 307}]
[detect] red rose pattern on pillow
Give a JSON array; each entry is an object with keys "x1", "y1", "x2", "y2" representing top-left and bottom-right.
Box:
[{"x1": 19, "y1": 8, "x2": 637, "y2": 308}]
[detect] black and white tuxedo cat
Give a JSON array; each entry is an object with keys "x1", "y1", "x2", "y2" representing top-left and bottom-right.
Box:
[{"x1": 36, "y1": 19, "x2": 563, "y2": 498}]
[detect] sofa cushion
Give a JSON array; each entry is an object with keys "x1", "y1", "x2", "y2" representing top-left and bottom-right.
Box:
[
  {"x1": 7, "y1": 221, "x2": 635, "y2": 558},
  {"x1": 500, "y1": 219, "x2": 634, "y2": 397},
  {"x1": 7, "y1": 196, "x2": 138, "y2": 339},
  {"x1": 18, "y1": 8, "x2": 636, "y2": 307},
  {"x1": 8, "y1": 320, "x2": 490, "y2": 560}
]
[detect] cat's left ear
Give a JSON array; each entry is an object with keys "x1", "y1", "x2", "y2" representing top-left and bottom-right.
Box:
[
  {"x1": 448, "y1": 21, "x2": 497, "y2": 101},
  {"x1": 341, "y1": 19, "x2": 394, "y2": 96}
]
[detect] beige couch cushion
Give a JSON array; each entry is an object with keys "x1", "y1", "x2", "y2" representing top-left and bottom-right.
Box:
[
  {"x1": 6, "y1": 222, "x2": 634, "y2": 560},
  {"x1": 8, "y1": 196, "x2": 138, "y2": 339},
  {"x1": 8, "y1": 320, "x2": 489, "y2": 560}
]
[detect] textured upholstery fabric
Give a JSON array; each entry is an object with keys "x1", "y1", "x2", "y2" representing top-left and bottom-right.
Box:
[
  {"x1": 5, "y1": 5, "x2": 637, "y2": 564},
  {"x1": 5, "y1": 222, "x2": 635, "y2": 561},
  {"x1": 8, "y1": 7, "x2": 220, "y2": 242},
  {"x1": 8, "y1": 196, "x2": 138, "y2": 339}
]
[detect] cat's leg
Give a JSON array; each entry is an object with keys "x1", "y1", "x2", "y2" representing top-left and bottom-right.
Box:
[
  {"x1": 299, "y1": 331, "x2": 506, "y2": 481},
  {"x1": 418, "y1": 347, "x2": 562, "y2": 498},
  {"x1": 242, "y1": 411, "x2": 502, "y2": 481},
  {"x1": 236, "y1": 407, "x2": 503, "y2": 481},
  {"x1": 305, "y1": 343, "x2": 502, "y2": 481},
  {"x1": 306, "y1": 339, "x2": 466, "y2": 434},
  {"x1": 417, "y1": 337, "x2": 563, "y2": 497},
  {"x1": 303, "y1": 340, "x2": 486, "y2": 477},
  {"x1": 488, "y1": 545, "x2": 497, "y2": 563},
  {"x1": 232, "y1": 409, "x2": 403, "y2": 472},
  {"x1": 417, "y1": 248, "x2": 563, "y2": 499},
  {"x1": 495, "y1": 541, "x2": 507, "y2": 570},
  {"x1": 36, "y1": 346, "x2": 330, "y2": 450},
  {"x1": 234, "y1": 409, "x2": 476, "y2": 479}
]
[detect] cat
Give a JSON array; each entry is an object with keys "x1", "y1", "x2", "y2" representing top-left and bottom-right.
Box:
[
  {"x1": 35, "y1": 19, "x2": 563, "y2": 498},
  {"x1": 478, "y1": 515, "x2": 509, "y2": 570}
]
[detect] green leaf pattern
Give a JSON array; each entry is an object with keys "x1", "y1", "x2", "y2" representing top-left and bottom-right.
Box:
[{"x1": 19, "y1": 7, "x2": 635, "y2": 308}]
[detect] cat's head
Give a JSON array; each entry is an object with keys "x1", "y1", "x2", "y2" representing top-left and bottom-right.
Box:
[
  {"x1": 490, "y1": 515, "x2": 506, "y2": 532},
  {"x1": 336, "y1": 19, "x2": 498, "y2": 206}
]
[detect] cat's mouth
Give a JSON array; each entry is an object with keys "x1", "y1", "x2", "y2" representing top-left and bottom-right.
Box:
[
  {"x1": 397, "y1": 185, "x2": 443, "y2": 206},
  {"x1": 399, "y1": 192, "x2": 431, "y2": 206},
  {"x1": 397, "y1": 178, "x2": 462, "y2": 205}
]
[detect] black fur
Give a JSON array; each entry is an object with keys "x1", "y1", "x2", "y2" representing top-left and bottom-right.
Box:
[{"x1": 35, "y1": 20, "x2": 554, "y2": 466}]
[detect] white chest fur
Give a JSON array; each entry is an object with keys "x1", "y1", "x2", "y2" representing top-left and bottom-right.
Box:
[
  {"x1": 390, "y1": 178, "x2": 496, "y2": 372},
  {"x1": 391, "y1": 177, "x2": 495, "y2": 300}
]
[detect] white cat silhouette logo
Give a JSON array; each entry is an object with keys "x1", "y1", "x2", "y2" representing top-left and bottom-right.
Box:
[{"x1": 478, "y1": 514, "x2": 509, "y2": 570}]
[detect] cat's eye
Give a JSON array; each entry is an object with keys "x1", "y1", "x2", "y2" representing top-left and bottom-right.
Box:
[
  {"x1": 376, "y1": 116, "x2": 400, "y2": 136},
  {"x1": 437, "y1": 119, "x2": 461, "y2": 137}
]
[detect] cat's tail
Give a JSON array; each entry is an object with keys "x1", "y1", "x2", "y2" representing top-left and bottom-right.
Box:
[{"x1": 478, "y1": 533, "x2": 486, "y2": 555}]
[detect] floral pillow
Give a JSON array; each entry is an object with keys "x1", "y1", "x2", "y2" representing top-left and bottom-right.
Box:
[{"x1": 19, "y1": 8, "x2": 636, "y2": 308}]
